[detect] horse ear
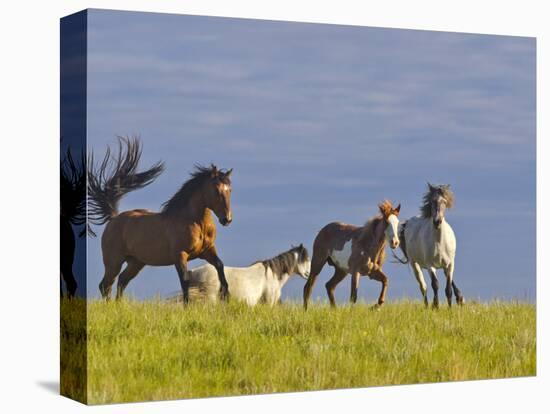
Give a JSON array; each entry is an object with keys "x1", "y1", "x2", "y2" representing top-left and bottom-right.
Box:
[
  {"x1": 427, "y1": 182, "x2": 434, "y2": 191},
  {"x1": 225, "y1": 168, "x2": 233, "y2": 177},
  {"x1": 378, "y1": 202, "x2": 388, "y2": 217},
  {"x1": 210, "y1": 165, "x2": 218, "y2": 177},
  {"x1": 395, "y1": 203, "x2": 401, "y2": 214}
]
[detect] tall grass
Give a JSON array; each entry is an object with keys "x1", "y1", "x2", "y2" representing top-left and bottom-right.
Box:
[{"x1": 75, "y1": 300, "x2": 535, "y2": 404}]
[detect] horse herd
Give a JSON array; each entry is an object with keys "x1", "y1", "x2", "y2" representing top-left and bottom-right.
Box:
[{"x1": 64, "y1": 136, "x2": 465, "y2": 309}]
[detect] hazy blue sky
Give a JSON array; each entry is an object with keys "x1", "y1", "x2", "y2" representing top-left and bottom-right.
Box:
[{"x1": 83, "y1": 9, "x2": 535, "y2": 303}]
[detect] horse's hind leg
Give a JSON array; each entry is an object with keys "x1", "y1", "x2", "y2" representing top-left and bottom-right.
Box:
[
  {"x1": 411, "y1": 262, "x2": 428, "y2": 307},
  {"x1": 428, "y1": 267, "x2": 439, "y2": 309},
  {"x1": 303, "y1": 249, "x2": 328, "y2": 310},
  {"x1": 452, "y1": 281, "x2": 464, "y2": 305},
  {"x1": 116, "y1": 258, "x2": 145, "y2": 300},
  {"x1": 175, "y1": 251, "x2": 190, "y2": 305},
  {"x1": 325, "y1": 267, "x2": 347, "y2": 307},
  {"x1": 99, "y1": 260, "x2": 123, "y2": 300}
]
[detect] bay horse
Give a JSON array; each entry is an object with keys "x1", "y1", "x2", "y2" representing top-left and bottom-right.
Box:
[
  {"x1": 172, "y1": 244, "x2": 310, "y2": 306},
  {"x1": 393, "y1": 183, "x2": 464, "y2": 307},
  {"x1": 60, "y1": 146, "x2": 86, "y2": 297},
  {"x1": 88, "y1": 136, "x2": 233, "y2": 303},
  {"x1": 303, "y1": 200, "x2": 401, "y2": 309}
]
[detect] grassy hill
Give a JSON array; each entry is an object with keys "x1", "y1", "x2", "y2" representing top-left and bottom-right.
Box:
[{"x1": 62, "y1": 299, "x2": 535, "y2": 404}]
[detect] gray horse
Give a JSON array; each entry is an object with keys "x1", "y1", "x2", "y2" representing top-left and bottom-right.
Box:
[{"x1": 394, "y1": 183, "x2": 464, "y2": 307}]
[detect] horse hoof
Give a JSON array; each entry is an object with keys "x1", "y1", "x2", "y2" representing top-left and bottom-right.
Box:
[
  {"x1": 371, "y1": 304, "x2": 382, "y2": 311},
  {"x1": 220, "y1": 290, "x2": 230, "y2": 302},
  {"x1": 457, "y1": 297, "x2": 465, "y2": 306},
  {"x1": 432, "y1": 302, "x2": 439, "y2": 310}
]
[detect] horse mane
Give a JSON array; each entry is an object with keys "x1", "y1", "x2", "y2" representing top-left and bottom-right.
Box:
[
  {"x1": 421, "y1": 184, "x2": 455, "y2": 218},
  {"x1": 60, "y1": 146, "x2": 86, "y2": 227},
  {"x1": 253, "y1": 245, "x2": 309, "y2": 280},
  {"x1": 378, "y1": 200, "x2": 394, "y2": 218},
  {"x1": 161, "y1": 164, "x2": 230, "y2": 214},
  {"x1": 358, "y1": 215, "x2": 385, "y2": 246},
  {"x1": 356, "y1": 215, "x2": 387, "y2": 266}
]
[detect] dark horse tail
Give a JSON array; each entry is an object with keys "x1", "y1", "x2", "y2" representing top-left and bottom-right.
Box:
[
  {"x1": 61, "y1": 147, "x2": 87, "y2": 229},
  {"x1": 391, "y1": 220, "x2": 409, "y2": 264},
  {"x1": 88, "y1": 136, "x2": 165, "y2": 228}
]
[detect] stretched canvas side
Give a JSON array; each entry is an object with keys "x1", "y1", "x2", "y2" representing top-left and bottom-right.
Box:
[{"x1": 60, "y1": 10, "x2": 88, "y2": 405}]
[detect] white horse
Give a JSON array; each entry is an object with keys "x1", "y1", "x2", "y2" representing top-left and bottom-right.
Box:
[
  {"x1": 394, "y1": 183, "x2": 464, "y2": 307},
  {"x1": 175, "y1": 245, "x2": 311, "y2": 306}
]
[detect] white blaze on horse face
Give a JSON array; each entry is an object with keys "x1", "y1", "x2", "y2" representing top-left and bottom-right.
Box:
[
  {"x1": 293, "y1": 252, "x2": 311, "y2": 279},
  {"x1": 330, "y1": 240, "x2": 352, "y2": 272},
  {"x1": 385, "y1": 214, "x2": 400, "y2": 249},
  {"x1": 298, "y1": 258, "x2": 311, "y2": 278}
]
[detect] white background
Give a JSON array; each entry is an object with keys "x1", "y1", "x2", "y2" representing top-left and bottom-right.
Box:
[{"x1": 0, "y1": 1, "x2": 546, "y2": 412}]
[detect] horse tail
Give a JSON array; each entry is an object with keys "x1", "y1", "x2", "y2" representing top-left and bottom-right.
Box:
[
  {"x1": 391, "y1": 220, "x2": 409, "y2": 264},
  {"x1": 61, "y1": 147, "x2": 87, "y2": 229},
  {"x1": 87, "y1": 136, "x2": 164, "y2": 228},
  {"x1": 167, "y1": 267, "x2": 219, "y2": 303}
]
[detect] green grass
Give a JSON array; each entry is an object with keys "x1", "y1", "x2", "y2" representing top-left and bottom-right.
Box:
[{"x1": 78, "y1": 300, "x2": 535, "y2": 404}]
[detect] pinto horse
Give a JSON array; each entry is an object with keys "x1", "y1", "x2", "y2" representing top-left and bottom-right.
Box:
[
  {"x1": 173, "y1": 244, "x2": 311, "y2": 306},
  {"x1": 88, "y1": 136, "x2": 233, "y2": 303},
  {"x1": 303, "y1": 200, "x2": 401, "y2": 309}
]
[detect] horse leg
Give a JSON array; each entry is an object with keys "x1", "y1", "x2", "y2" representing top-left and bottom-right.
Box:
[
  {"x1": 350, "y1": 271, "x2": 360, "y2": 304},
  {"x1": 452, "y1": 280, "x2": 465, "y2": 305},
  {"x1": 116, "y1": 258, "x2": 145, "y2": 300},
  {"x1": 60, "y1": 219, "x2": 77, "y2": 297},
  {"x1": 303, "y1": 249, "x2": 327, "y2": 310},
  {"x1": 60, "y1": 260, "x2": 77, "y2": 298},
  {"x1": 99, "y1": 260, "x2": 123, "y2": 300},
  {"x1": 428, "y1": 267, "x2": 439, "y2": 309},
  {"x1": 444, "y1": 263, "x2": 454, "y2": 307},
  {"x1": 369, "y1": 269, "x2": 389, "y2": 308},
  {"x1": 411, "y1": 262, "x2": 428, "y2": 307},
  {"x1": 201, "y1": 247, "x2": 229, "y2": 302},
  {"x1": 325, "y1": 267, "x2": 347, "y2": 308},
  {"x1": 175, "y1": 252, "x2": 190, "y2": 305}
]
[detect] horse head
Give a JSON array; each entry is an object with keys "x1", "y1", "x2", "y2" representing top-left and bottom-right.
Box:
[
  {"x1": 378, "y1": 200, "x2": 401, "y2": 249},
  {"x1": 292, "y1": 243, "x2": 311, "y2": 279},
  {"x1": 204, "y1": 166, "x2": 233, "y2": 226},
  {"x1": 425, "y1": 183, "x2": 454, "y2": 229}
]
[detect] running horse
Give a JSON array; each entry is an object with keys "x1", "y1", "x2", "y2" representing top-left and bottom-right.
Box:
[
  {"x1": 88, "y1": 136, "x2": 234, "y2": 303},
  {"x1": 303, "y1": 200, "x2": 401, "y2": 309},
  {"x1": 393, "y1": 183, "x2": 464, "y2": 307}
]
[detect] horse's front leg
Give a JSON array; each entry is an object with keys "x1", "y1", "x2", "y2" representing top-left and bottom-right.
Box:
[
  {"x1": 369, "y1": 268, "x2": 389, "y2": 308},
  {"x1": 201, "y1": 247, "x2": 229, "y2": 301},
  {"x1": 444, "y1": 263, "x2": 454, "y2": 307},
  {"x1": 175, "y1": 251, "x2": 190, "y2": 305},
  {"x1": 411, "y1": 262, "x2": 428, "y2": 307},
  {"x1": 428, "y1": 267, "x2": 439, "y2": 309}
]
